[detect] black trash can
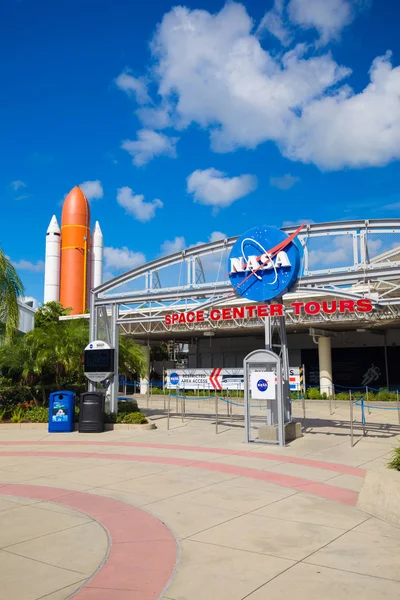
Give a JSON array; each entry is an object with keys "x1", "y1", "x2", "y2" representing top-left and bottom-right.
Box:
[{"x1": 79, "y1": 392, "x2": 105, "y2": 433}]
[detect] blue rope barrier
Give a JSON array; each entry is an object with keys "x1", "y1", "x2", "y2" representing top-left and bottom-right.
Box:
[{"x1": 355, "y1": 401, "x2": 400, "y2": 411}]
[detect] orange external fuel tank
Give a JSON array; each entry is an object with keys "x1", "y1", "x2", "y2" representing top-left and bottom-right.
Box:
[{"x1": 59, "y1": 186, "x2": 90, "y2": 315}]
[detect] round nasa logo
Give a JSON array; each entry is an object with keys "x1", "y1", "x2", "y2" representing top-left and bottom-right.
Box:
[
  {"x1": 89, "y1": 343, "x2": 93, "y2": 349},
  {"x1": 228, "y1": 225, "x2": 301, "y2": 302},
  {"x1": 257, "y1": 379, "x2": 268, "y2": 392},
  {"x1": 170, "y1": 372, "x2": 180, "y2": 386}
]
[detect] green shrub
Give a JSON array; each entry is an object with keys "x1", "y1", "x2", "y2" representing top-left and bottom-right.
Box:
[
  {"x1": 306, "y1": 387, "x2": 321, "y2": 399},
  {"x1": 25, "y1": 406, "x2": 49, "y2": 423},
  {"x1": 118, "y1": 401, "x2": 139, "y2": 414},
  {"x1": 376, "y1": 389, "x2": 397, "y2": 402},
  {"x1": 388, "y1": 444, "x2": 400, "y2": 471},
  {"x1": 150, "y1": 387, "x2": 164, "y2": 395},
  {"x1": 336, "y1": 392, "x2": 350, "y2": 401},
  {"x1": 104, "y1": 412, "x2": 117, "y2": 423},
  {"x1": 10, "y1": 406, "x2": 25, "y2": 423},
  {"x1": 0, "y1": 387, "x2": 32, "y2": 410},
  {"x1": 117, "y1": 412, "x2": 148, "y2": 424},
  {"x1": 0, "y1": 407, "x2": 8, "y2": 421}
]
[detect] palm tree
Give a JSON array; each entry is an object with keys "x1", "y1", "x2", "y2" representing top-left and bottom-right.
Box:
[{"x1": 0, "y1": 247, "x2": 24, "y2": 341}]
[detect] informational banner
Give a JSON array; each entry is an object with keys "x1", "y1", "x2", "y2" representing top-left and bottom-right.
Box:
[
  {"x1": 166, "y1": 367, "x2": 301, "y2": 391},
  {"x1": 250, "y1": 370, "x2": 276, "y2": 400}
]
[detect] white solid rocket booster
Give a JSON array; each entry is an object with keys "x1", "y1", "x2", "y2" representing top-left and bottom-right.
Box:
[
  {"x1": 44, "y1": 215, "x2": 61, "y2": 303},
  {"x1": 90, "y1": 221, "x2": 104, "y2": 289}
]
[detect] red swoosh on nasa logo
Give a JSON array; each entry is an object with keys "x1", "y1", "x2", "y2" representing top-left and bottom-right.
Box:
[{"x1": 234, "y1": 222, "x2": 305, "y2": 292}]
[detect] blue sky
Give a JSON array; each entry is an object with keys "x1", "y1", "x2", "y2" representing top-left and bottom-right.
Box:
[{"x1": 1, "y1": 0, "x2": 400, "y2": 303}]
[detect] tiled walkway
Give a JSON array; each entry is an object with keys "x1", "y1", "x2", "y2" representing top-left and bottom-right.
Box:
[{"x1": 0, "y1": 404, "x2": 399, "y2": 599}]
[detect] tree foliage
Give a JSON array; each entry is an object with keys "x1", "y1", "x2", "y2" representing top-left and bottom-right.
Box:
[
  {"x1": 0, "y1": 302, "x2": 145, "y2": 405},
  {"x1": 34, "y1": 301, "x2": 71, "y2": 328},
  {"x1": 0, "y1": 247, "x2": 24, "y2": 341}
]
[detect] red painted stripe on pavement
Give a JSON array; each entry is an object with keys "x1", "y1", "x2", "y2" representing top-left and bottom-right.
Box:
[
  {"x1": 0, "y1": 450, "x2": 359, "y2": 506},
  {"x1": 0, "y1": 440, "x2": 366, "y2": 477},
  {"x1": 0, "y1": 484, "x2": 178, "y2": 600}
]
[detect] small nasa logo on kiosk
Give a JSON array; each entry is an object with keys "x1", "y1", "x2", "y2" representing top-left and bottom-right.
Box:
[
  {"x1": 228, "y1": 225, "x2": 301, "y2": 302},
  {"x1": 257, "y1": 379, "x2": 269, "y2": 392}
]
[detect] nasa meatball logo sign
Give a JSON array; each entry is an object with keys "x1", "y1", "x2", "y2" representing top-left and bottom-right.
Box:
[
  {"x1": 257, "y1": 379, "x2": 268, "y2": 392},
  {"x1": 228, "y1": 225, "x2": 301, "y2": 302},
  {"x1": 169, "y1": 372, "x2": 180, "y2": 386}
]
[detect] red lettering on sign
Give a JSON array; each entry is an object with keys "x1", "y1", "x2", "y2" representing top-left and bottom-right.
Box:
[
  {"x1": 222, "y1": 308, "x2": 232, "y2": 320},
  {"x1": 270, "y1": 303, "x2": 283, "y2": 316},
  {"x1": 196, "y1": 311, "x2": 205, "y2": 322},
  {"x1": 165, "y1": 314, "x2": 171, "y2": 325},
  {"x1": 305, "y1": 301, "x2": 321, "y2": 315},
  {"x1": 322, "y1": 300, "x2": 337, "y2": 314},
  {"x1": 291, "y1": 302, "x2": 304, "y2": 315},
  {"x1": 233, "y1": 307, "x2": 245, "y2": 319},
  {"x1": 186, "y1": 312, "x2": 195, "y2": 323},
  {"x1": 179, "y1": 313, "x2": 186, "y2": 323},
  {"x1": 356, "y1": 299, "x2": 373, "y2": 313},
  {"x1": 339, "y1": 300, "x2": 355, "y2": 313},
  {"x1": 257, "y1": 305, "x2": 269, "y2": 317},
  {"x1": 210, "y1": 309, "x2": 221, "y2": 321},
  {"x1": 172, "y1": 314, "x2": 179, "y2": 324},
  {"x1": 246, "y1": 306, "x2": 257, "y2": 318}
]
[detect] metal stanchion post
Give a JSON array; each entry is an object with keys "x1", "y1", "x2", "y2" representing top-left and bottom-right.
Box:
[
  {"x1": 366, "y1": 386, "x2": 371, "y2": 415},
  {"x1": 163, "y1": 386, "x2": 166, "y2": 411},
  {"x1": 350, "y1": 391, "x2": 354, "y2": 447},
  {"x1": 361, "y1": 396, "x2": 366, "y2": 436},
  {"x1": 215, "y1": 390, "x2": 218, "y2": 434},
  {"x1": 167, "y1": 392, "x2": 171, "y2": 431},
  {"x1": 302, "y1": 394, "x2": 306, "y2": 431},
  {"x1": 397, "y1": 390, "x2": 400, "y2": 425},
  {"x1": 329, "y1": 392, "x2": 332, "y2": 416},
  {"x1": 176, "y1": 391, "x2": 178, "y2": 413}
]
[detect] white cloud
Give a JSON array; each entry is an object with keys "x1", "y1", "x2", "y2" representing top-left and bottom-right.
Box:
[
  {"x1": 117, "y1": 186, "x2": 163, "y2": 222},
  {"x1": 115, "y1": 71, "x2": 151, "y2": 105},
  {"x1": 282, "y1": 218, "x2": 314, "y2": 227},
  {"x1": 79, "y1": 180, "x2": 104, "y2": 202},
  {"x1": 135, "y1": 3, "x2": 399, "y2": 171},
  {"x1": 104, "y1": 246, "x2": 146, "y2": 271},
  {"x1": 285, "y1": 53, "x2": 400, "y2": 169},
  {"x1": 187, "y1": 168, "x2": 257, "y2": 209},
  {"x1": 10, "y1": 180, "x2": 26, "y2": 191},
  {"x1": 161, "y1": 236, "x2": 186, "y2": 255},
  {"x1": 288, "y1": 0, "x2": 354, "y2": 45},
  {"x1": 136, "y1": 106, "x2": 172, "y2": 129},
  {"x1": 122, "y1": 129, "x2": 178, "y2": 166},
  {"x1": 11, "y1": 259, "x2": 45, "y2": 273},
  {"x1": 307, "y1": 234, "x2": 382, "y2": 268},
  {"x1": 270, "y1": 173, "x2": 300, "y2": 190},
  {"x1": 257, "y1": 0, "x2": 292, "y2": 46}
]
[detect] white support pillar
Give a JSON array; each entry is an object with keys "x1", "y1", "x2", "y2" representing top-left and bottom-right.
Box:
[
  {"x1": 140, "y1": 344, "x2": 150, "y2": 395},
  {"x1": 318, "y1": 336, "x2": 333, "y2": 397}
]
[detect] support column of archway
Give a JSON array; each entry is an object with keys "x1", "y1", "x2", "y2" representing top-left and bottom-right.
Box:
[
  {"x1": 318, "y1": 335, "x2": 333, "y2": 397},
  {"x1": 140, "y1": 343, "x2": 150, "y2": 396}
]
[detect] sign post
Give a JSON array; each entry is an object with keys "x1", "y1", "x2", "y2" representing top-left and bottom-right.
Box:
[{"x1": 229, "y1": 225, "x2": 303, "y2": 445}]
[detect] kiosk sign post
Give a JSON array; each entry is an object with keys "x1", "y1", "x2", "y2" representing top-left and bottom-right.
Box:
[
  {"x1": 84, "y1": 340, "x2": 115, "y2": 383},
  {"x1": 229, "y1": 225, "x2": 303, "y2": 445}
]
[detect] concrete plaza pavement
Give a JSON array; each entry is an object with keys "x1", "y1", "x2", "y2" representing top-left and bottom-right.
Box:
[{"x1": 0, "y1": 398, "x2": 399, "y2": 599}]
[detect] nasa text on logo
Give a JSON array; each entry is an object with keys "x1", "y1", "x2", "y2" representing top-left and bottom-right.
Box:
[
  {"x1": 257, "y1": 379, "x2": 269, "y2": 392},
  {"x1": 228, "y1": 225, "x2": 302, "y2": 302},
  {"x1": 170, "y1": 372, "x2": 180, "y2": 386}
]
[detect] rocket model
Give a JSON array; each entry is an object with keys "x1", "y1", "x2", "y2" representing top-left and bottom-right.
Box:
[{"x1": 44, "y1": 186, "x2": 104, "y2": 315}]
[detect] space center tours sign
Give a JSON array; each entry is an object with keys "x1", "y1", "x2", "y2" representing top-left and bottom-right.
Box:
[{"x1": 164, "y1": 225, "x2": 373, "y2": 326}]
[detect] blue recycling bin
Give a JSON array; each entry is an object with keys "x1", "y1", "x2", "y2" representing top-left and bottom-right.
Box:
[{"x1": 48, "y1": 391, "x2": 75, "y2": 433}]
